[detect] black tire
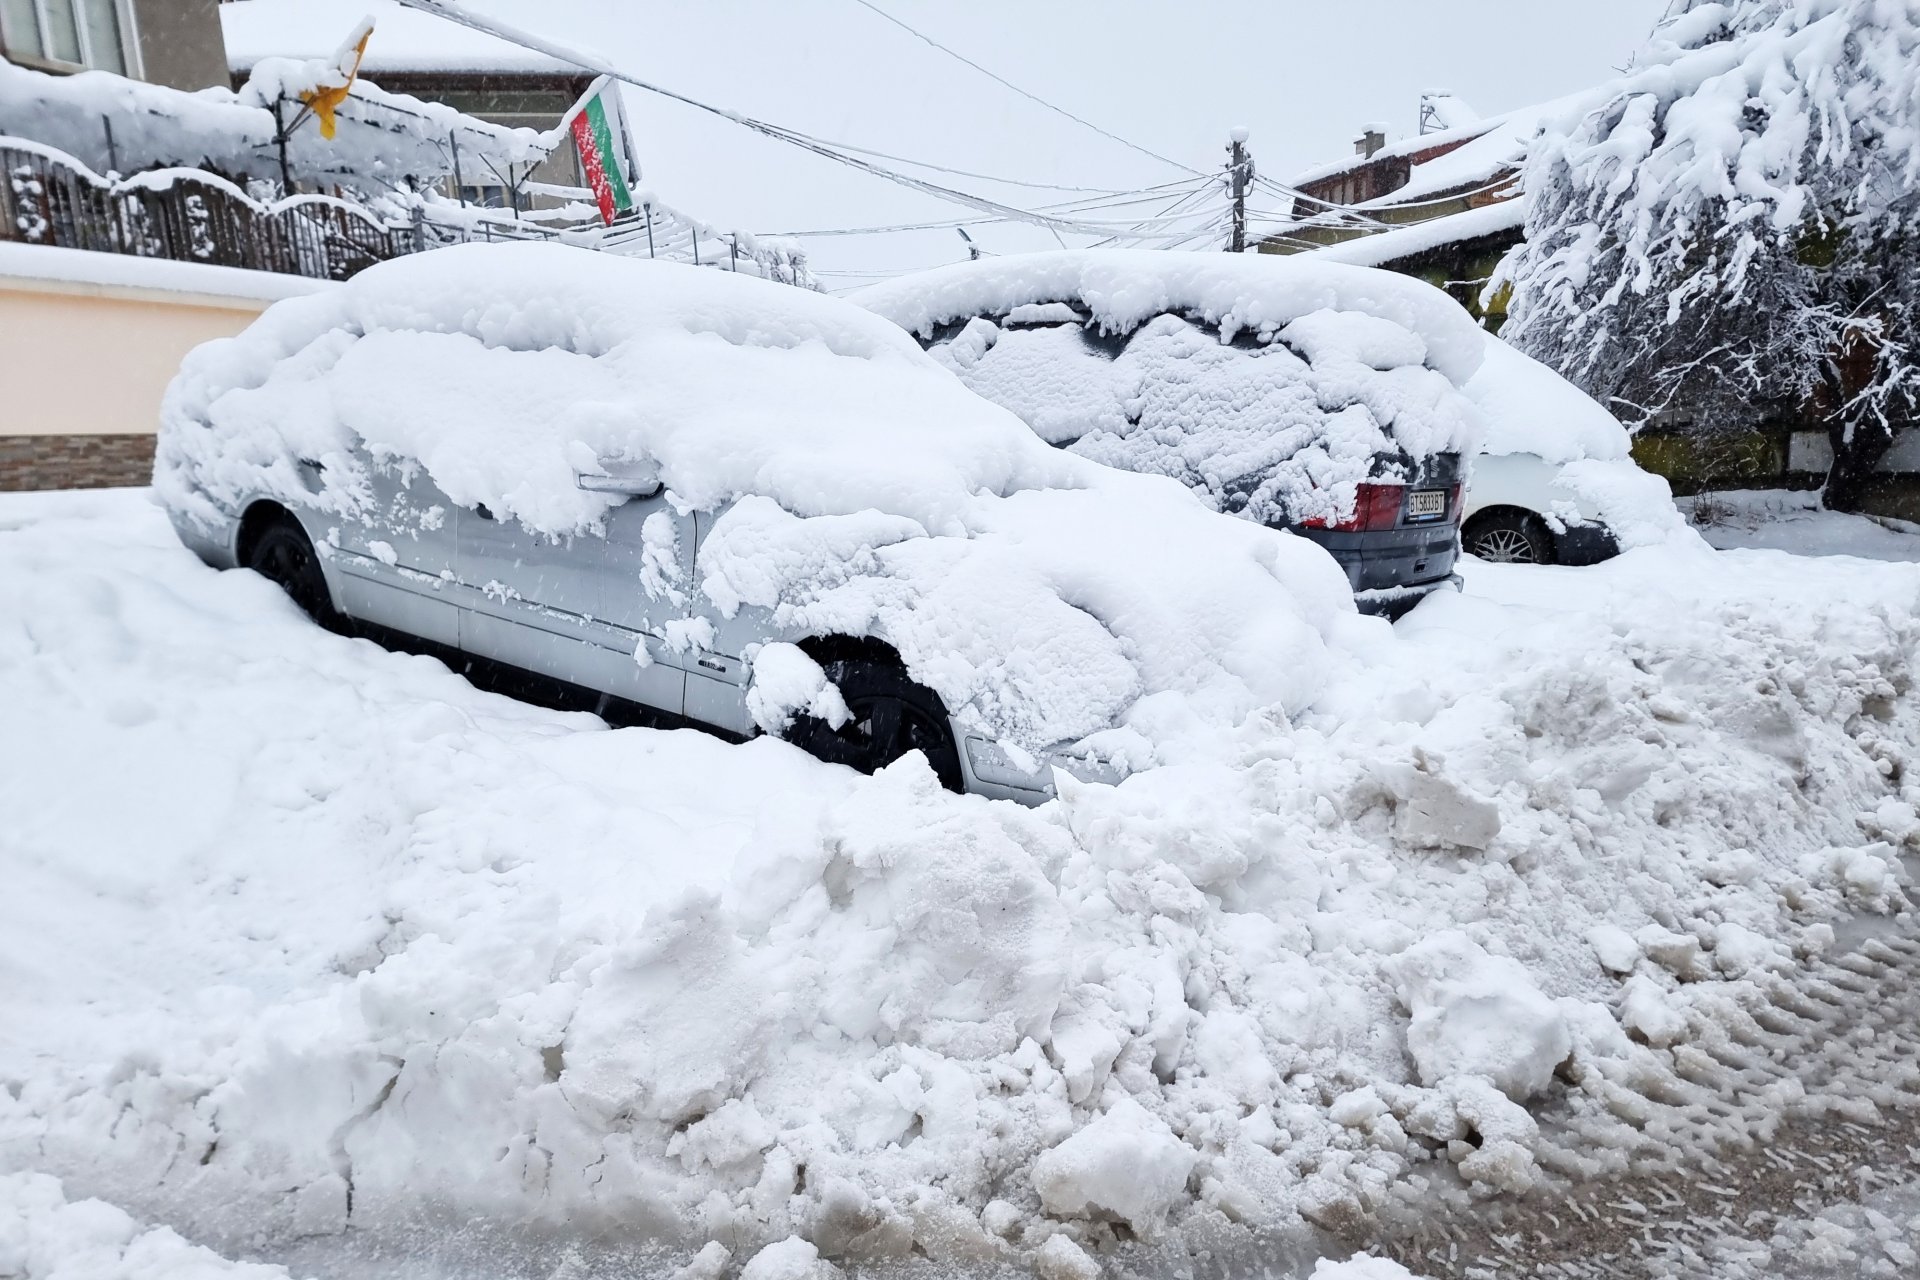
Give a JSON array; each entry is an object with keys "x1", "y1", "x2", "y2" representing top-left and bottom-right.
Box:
[
  {"x1": 245, "y1": 516, "x2": 344, "y2": 630},
  {"x1": 1463, "y1": 510, "x2": 1554, "y2": 565},
  {"x1": 784, "y1": 657, "x2": 964, "y2": 792}
]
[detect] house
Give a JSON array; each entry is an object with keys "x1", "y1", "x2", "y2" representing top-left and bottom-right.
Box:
[
  {"x1": 1257, "y1": 91, "x2": 1592, "y2": 326},
  {"x1": 219, "y1": 0, "x2": 591, "y2": 205},
  {"x1": 1, "y1": 0, "x2": 569, "y2": 489},
  {"x1": 0, "y1": 0, "x2": 228, "y2": 91},
  {"x1": 3, "y1": 0, "x2": 262, "y2": 489}
]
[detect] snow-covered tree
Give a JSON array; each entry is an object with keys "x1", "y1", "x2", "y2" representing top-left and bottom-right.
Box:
[{"x1": 1499, "y1": 0, "x2": 1920, "y2": 510}]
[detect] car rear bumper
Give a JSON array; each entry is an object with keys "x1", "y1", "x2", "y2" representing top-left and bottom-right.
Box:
[
  {"x1": 1355, "y1": 572, "x2": 1462, "y2": 619},
  {"x1": 1298, "y1": 523, "x2": 1462, "y2": 597}
]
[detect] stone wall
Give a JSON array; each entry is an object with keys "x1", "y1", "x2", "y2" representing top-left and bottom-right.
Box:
[{"x1": 0, "y1": 434, "x2": 156, "y2": 491}]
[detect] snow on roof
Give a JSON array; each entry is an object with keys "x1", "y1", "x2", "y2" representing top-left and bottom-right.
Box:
[
  {"x1": 1291, "y1": 88, "x2": 1608, "y2": 210},
  {"x1": 1291, "y1": 199, "x2": 1527, "y2": 270},
  {"x1": 222, "y1": 0, "x2": 580, "y2": 75},
  {"x1": 1420, "y1": 91, "x2": 1483, "y2": 132},
  {"x1": 0, "y1": 52, "x2": 550, "y2": 187},
  {"x1": 159, "y1": 241, "x2": 1362, "y2": 760},
  {"x1": 854, "y1": 248, "x2": 1489, "y2": 388}
]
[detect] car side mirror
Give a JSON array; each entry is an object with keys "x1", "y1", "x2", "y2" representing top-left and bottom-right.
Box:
[{"x1": 576, "y1": 457, "x2": 662, "y2": 498}]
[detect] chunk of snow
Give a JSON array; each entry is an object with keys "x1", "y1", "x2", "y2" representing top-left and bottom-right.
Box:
[
  {"x1": 1310, "y1": 1256, "x2": 1429, "y2": 1280},
  {"x1": 1390, "y1": 932, "x2": 1570, "y2": 1100},
  {"x1": 1587, "y1": 924, "x2": 1642, "y2": 974},
  {"x1": 746, "y1": 643, "x2": 850, "y2": 735},
  {"x1": 1619, "y1": 975, "x2": 1690, "y2": 1048},
  {"x1": 1033, "y1": 1234, "x2": 1103, "y2": 1280},
  {"x1": 740, "y1": 1236, "x2": 841, "y2": 1280},
  {"x1": 1031, "y1": 1099, "x2": 1197, "y2": 1234}
]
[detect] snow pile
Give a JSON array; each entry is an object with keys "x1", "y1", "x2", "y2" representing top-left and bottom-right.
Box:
[
  {"x1": 4, "y1": 491, "x2": 1919, "y2": 1276},
  {"x1": 0, "y1": 1172, "x2": 296, "y2": 1279},
  {"x1": 858, "y1": 251, "x2": 1484, "y2": 528},
  {"x1": 158, "y1": 241, "x2": 1360, "y2": 762}
]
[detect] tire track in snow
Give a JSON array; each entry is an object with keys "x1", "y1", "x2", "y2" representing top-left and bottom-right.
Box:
[{"x1": 1370, "y1": 931, "x2": 1920, "y2": 1278}]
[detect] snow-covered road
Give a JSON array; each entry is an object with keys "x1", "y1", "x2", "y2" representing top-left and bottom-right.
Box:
[{"x1": 3, "y1": 488, "x2": 1918, "y2": 1280}]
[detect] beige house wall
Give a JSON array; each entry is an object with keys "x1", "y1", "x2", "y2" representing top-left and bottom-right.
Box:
[{"x1": 0, "y1": 276, "x2": 267, "y2": 438}]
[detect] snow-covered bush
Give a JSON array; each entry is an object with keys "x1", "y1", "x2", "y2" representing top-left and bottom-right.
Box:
[{"x1": 1499, "y1": 0, "x2": 1920, "y2": 509}]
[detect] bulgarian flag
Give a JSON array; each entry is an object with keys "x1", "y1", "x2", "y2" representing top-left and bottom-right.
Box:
[{"x1": 567, "y1": 78, "x2": 636, "y2": 225}]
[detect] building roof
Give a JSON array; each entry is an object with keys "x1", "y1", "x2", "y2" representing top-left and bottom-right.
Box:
[
  {"x1": 1291, "y1": 199, "x2": 1528, "y2": 270},
  {"x1": 1289, "y1": 87, "x2": 1603, "y2": 212},
  {"x1": 222, "y1": 0, "x2": 581, "y2": 76}
]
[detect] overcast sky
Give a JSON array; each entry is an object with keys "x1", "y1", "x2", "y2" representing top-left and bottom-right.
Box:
[{"x1": 458, "y1": 1, "x2": 1674, "y2": 287}]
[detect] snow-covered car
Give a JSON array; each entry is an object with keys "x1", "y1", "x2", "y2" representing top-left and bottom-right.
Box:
[
  {"x1": 156, "y1": 242, "x2": 1363, "y2": 804},
  {"x1": 857, "y1": 251, "x2": 1487, "y2": 617},
  {"x1": 1458, "y1": 336, "x2": 1682, "y2": 564}
]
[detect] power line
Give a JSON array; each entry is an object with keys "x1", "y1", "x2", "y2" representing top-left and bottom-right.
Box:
[
  {"x1": 392, "y1": 0, "x2": 1214, "y2": 241},
  {"x1": 844, "y1": 0, "x2": 1205, "y2": 179}
]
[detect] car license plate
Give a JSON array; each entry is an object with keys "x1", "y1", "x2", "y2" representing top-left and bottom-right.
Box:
[{"x1": 1408, "y1": 489, "x2": 1447, "y2": 520}]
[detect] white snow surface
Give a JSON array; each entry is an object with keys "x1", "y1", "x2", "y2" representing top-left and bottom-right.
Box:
[
  {"x1": 1291, "y1": 201, "x2": 1527, "y2": 272},
  {"x1": 5, "y1": 487, "x2": 1919, "y2": 1276},
  {"x1": 156, "y1": 241, "x2": 1362, "y2": 760},
  {"x1": 0, "y1": 1172, "x2": 299, "y2": 1279},
  {"x1": 857, "y1": 249, "x2": 1489, "y2": 387},
  {"x1": 0, "y1": 241, "x2": 333, "y2": 304},
  {"x1": 1462, "y1": 335, "x2": 1629, "y2": 464},
  {"x1": 857, "y1": 251, "x2": 1484, "y2": 528},
  {"x1": 1683, "y1": 489, "x2": 1920, "y2": 563}
]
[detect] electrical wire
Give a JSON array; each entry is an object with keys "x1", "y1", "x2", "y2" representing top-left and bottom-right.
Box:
[
  {"x1": 843, "y1": 0, "x2": 1204, "y2": 179},
  {"x1": 390, "y1": 0, "x2": 1206, "y2": 241}
]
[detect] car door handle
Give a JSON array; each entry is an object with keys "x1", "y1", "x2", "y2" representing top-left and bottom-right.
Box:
[{"x1": 696, "y1": 656, "x2": 727, "y2": 672}]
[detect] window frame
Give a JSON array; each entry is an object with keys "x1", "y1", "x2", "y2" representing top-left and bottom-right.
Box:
[{"x1": 2, "y1": 0, "x2": 141, "y2": 78}]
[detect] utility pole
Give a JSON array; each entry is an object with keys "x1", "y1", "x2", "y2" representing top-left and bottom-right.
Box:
[{"x1": 1226, "y1": 126, "x2": 1252, "y2": 253}]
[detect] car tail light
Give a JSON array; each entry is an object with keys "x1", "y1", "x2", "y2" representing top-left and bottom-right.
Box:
[
  {"x1": 1302, "y1": 482, "x2": 1406, "y2": 533},
  {"x1": 1449, "y1": 483, "x2": 1466, "y2": 526}
]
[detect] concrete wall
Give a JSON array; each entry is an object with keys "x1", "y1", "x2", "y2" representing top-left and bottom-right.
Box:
[{"x1": 129, "y1": 0, "x2": 228, "y2": 90}]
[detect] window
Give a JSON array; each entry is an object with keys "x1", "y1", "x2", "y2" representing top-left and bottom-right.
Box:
[{"x1": 2, "y1": 0, "x2": 129, "y2": 74}]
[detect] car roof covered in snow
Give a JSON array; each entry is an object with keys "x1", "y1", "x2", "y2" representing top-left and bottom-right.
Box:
[
  {"x1": 158, "y1": 241, "x2": 1366, "y2": 760},
  {"x1": 854, "y1": 249, "x2": 1490, "y2": 389},
  {"x1": 1465, "y1": 334, "x2": 1631, "y2": 464},
  {"x1": 857, "y1": 251, "x2": 1486, "y2": 529}
]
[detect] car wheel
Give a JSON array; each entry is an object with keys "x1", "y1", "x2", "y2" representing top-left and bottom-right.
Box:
[
  {"x1": 1464, "y1": 511, "x2": 1553, "y2": 565},
  {"x1": 785, "y1": 658, "x2": 964, "y2": 792},
  {"x1": 245, "y1": 516, "x2": 343, "y2": 629}
]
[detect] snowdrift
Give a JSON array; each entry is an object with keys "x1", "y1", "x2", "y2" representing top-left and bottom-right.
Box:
[
  {"x1": 156, "y1": 241, "x2": 1361, "y2": 763},
  {"x1": 857, "y1": 251, "x2": 1486, "y2": 529},
  {"x1": 3, "y1": 491, "x2": 1917, "y2": 1277}
]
